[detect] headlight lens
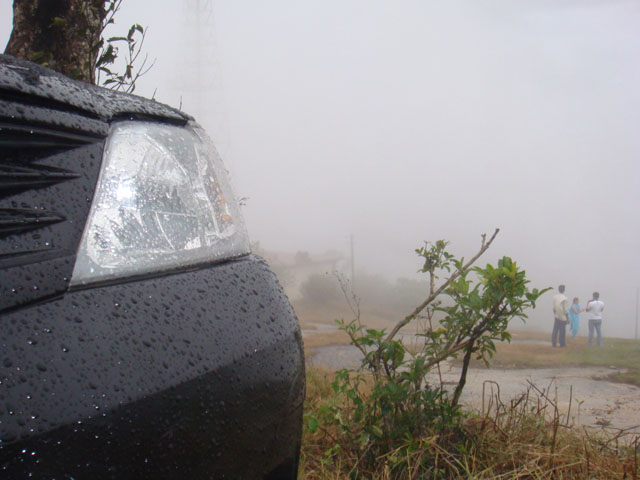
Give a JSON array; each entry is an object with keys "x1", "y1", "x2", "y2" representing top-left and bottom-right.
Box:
[{"x1": 71, "y1": 121, "x2": 250, "y2": 286}]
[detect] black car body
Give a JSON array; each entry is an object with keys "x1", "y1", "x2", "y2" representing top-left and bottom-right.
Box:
[{"x1": 0, "y1": 55, "x2": 304, "y2": 479}]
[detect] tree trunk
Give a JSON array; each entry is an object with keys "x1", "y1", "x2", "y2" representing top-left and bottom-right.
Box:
[
  {"x1": 4, "y1": 0, "x2": 106, "y2": 83},
  {"x1": 451, "y1": 339, "x2": 475, "y2": 408}
]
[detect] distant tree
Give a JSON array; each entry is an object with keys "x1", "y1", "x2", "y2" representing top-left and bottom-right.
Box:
[
  {"x1": 299, "y1": 274, "x2": 342, "y2": 306},
  {"x1": 4, "y1": 0, "x2": 150, "y2": 91}
]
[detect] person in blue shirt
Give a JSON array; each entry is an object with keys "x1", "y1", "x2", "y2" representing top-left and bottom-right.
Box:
[{"x1": 568, "y1": 297, "x2": 582, "y2": 338}]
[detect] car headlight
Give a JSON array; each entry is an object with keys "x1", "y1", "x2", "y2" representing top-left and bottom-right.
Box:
[{"x1": 71, "y1": 121, "x2": 250, "y2": 286}]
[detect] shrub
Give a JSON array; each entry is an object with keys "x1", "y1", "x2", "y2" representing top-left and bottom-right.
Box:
[
  {"x1": 299, "y1": 273, "x2": 344, "y2": 306},
  {"x1": 306, "y1": 230, "x2": 554, "y2": 478}
]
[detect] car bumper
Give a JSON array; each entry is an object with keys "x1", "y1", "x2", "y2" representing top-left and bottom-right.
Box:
[{"x1": 0, "y1": 254, "x2": 304, "y2": 479}]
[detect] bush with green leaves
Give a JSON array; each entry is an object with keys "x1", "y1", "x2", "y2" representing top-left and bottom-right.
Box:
[{"x1": 307, "y1": 230, "x2": 549, "y2": 477}]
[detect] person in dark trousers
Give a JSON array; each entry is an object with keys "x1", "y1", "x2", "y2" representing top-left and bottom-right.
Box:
[
  {"x1": 586, "y1": 291, "x2": 605, "y2": 346},
  {"x1": 551, "y1": 284, "x2": 569, "y2": 347}
]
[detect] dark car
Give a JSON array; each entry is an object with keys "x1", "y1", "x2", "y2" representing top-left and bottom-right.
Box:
[{"x1": 0, "y1": 55, "x2": 304, "y2": 479}]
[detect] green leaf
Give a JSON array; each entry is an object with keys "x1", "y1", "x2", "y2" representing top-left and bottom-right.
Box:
[
  {"x1": 96, "y1": 44, "x2": 117, "y2": 67},
  {"x1": 52, "y1": 17, "x2": 67, "y2": 28},
  {"x1": 307, "y1": 416, "x2": 319, "y2": 433}
]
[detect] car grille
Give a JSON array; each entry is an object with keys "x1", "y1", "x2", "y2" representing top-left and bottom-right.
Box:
[{"x1": 0, "y1": 93, "x2": 107, "y2": 313}]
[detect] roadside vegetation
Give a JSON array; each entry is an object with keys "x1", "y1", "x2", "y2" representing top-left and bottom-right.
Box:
[
  {"x1": 301, "y1": 367, "x2": 639, "y2": 479},
  {"x1": 298, "y1": 232, "x2": 639, "y2": 479}
]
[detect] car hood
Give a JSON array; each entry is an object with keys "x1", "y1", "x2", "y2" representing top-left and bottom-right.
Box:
[{"x1": 0, "y1": 54, "x2": 189, "y2": 124}]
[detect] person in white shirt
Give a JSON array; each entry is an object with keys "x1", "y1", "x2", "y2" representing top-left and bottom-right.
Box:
[
  {"x1": 586, "y1": 291, "x2": 605, "y2": 347},
  {"x1": 551, "y1": 285, "x2": 569, "y2": 347}
]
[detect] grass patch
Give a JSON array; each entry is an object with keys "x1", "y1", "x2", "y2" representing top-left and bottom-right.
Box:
[
  {"x1": 566, "y1": 337, "x2": 640, "y2": 366},
  {"x1": 567, "y1": 337, "x2": 640, "y2": 387},
  {"x1": 467, "y1": 335, "x2": 640, "y2": 387}
]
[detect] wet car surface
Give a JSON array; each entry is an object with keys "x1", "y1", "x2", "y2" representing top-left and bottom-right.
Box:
[{"x1": 0, "y1": 54, "x2": 304, "y2": 479}]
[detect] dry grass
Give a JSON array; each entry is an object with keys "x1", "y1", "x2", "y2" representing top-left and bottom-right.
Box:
[
  {"x1": 292, "y1": 300, "x2": 396, "y2": 330},
  {"x1": 462, "y1": 330, "x2": 581, "y2": 369},
  {"x1": 297, "y1": 309, "x2": 640, "y2": 477},
  {"x1": 473, "y1": 340, "x2": 585, "y2": 369},
  {"x1": 301, "y1": 366, "x2": 640, "y2": 480}
]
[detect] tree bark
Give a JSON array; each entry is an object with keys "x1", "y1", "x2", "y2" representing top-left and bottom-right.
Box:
[{"x1": 4, "y1": 0, "x2": 106, "y2": 83}]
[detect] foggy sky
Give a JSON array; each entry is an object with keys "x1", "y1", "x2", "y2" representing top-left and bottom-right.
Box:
[{"x1": 2, "y1": 1, "x2": 639, "y2": 337}]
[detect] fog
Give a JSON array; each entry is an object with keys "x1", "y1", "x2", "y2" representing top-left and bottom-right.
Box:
[{"x1": 2, "y1": 1, "x2": 639, "y2": 338}]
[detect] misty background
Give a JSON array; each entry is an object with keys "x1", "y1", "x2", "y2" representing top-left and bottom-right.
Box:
[{"x1": 2, "y1": 1, "x2": 638, "y2": 337}]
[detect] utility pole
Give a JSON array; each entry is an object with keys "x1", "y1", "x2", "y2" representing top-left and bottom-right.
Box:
[
  {"x1": 350, "y1": 234, "x2": 355, "y2": 292},
  {"x1": 635, "y1": 286, "x2": 639, "y2": 340}
]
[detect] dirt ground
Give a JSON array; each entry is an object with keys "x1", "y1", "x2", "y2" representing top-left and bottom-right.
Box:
[{"x1": 303, "y1": 323, "x2": 640, "y2": 435}]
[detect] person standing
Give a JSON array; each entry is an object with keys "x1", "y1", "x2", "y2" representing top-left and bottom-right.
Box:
[
  {"x1": 586, "y1": 291, "x2": 604, "y2": 346},
  {"x1": 569, "y1": 297, "x2": 582, "y2": 338},
  {"x1": 552, "y1": 285, "x2": 569, "y2": 347}
]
